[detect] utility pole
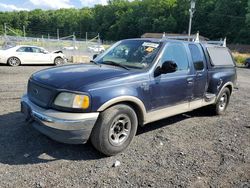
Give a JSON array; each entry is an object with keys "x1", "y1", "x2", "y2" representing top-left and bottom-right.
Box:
[
  {"x1": 57, "y1": 29, "x2": 59, "y2": 41},
  {"x1": 188, "y1": 0, "x2": 196, "y2": 41},
  {"x1": 23, "y1": 25, "x2": 26, "y2": 38},
  {"x1": 73, "y1": 32, "x2": 76, "y2": 49},
  {"x1": 86, "y1": 32, "x2": 88, "y2": 44},
  {"x1": 98, "y1": 33, "x2": 101, "y2": 44}
]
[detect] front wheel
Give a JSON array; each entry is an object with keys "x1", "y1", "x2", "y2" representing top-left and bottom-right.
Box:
[
  {"x1": 54, "y1": 57, "x2": 64, "y2": 65},
  {"x1": 90, "y1": 104, "x2": 138, "y2": 156}
]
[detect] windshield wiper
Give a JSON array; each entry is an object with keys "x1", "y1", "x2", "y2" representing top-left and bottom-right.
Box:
[
  {"x1": 90, "y1": 60, "x2": 101, "y2": 66},
  {"x1": 102, "y1": 61, "x2": 130, "y2": 70}
]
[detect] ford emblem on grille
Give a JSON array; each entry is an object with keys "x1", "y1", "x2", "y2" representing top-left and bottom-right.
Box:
[{"x1": 33, "y1": 88, "x2": 39, "y2": 95}]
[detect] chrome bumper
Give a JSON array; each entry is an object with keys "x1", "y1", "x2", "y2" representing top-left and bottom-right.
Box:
[{"x1": 21, "y1": 95, "x2": 99, "y2": 144}]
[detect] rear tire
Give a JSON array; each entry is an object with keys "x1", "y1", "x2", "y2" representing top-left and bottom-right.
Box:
[
  {"x1": 91, "y1": 104, "x2": 138, "y2": 156},
  {"x1": 54, "y1": 57, "x2": 64, "y2": 65},
  {"x1": 212, "y1": 88, "x2": 230, "y2": 115},
  {"x1": 7, "y1": 57, "x2": 21, "y2": 67}
]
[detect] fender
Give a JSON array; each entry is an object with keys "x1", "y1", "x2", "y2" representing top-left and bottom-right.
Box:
[
  {"x1": 216, "y1": 81, "x2": 233, "y2": 100},
  {"x1": 97, "y1": 96, "x2": 147, "y2": 124}
]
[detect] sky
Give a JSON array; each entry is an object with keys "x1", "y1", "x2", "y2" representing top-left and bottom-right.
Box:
[{"x1": 0, "y1": 0, "x2": 111, "y2": 11}]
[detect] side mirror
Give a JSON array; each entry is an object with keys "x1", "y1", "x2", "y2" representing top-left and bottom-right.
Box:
[
  {"x1": 155, "y1": 61, "x2": 178, "y2": 77},
  {"x1": 93, "y1": 54, "x2": 98, "y2": 59}
]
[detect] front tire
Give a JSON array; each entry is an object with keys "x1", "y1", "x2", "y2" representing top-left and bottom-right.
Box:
[
  {"x1": 8, "y1": 57, "x2": 21, "y2": 67},
  {"x1": 54, "y1": 57, "x2": 64, "y2": 65},
  {"x1": 91, "y1": 104, "x2": 138, "y2": 156}
]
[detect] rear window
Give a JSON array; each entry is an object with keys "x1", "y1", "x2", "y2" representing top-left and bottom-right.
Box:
[{"x1": 207, "y1": 47, "x2": 235, "y2": 66}]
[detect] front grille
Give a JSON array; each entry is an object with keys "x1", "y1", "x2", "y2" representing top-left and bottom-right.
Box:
[{"x1": 28, "y1": 80, "x2": 55, "y2": 108}]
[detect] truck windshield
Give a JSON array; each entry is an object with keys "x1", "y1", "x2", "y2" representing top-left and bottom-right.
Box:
[{"x1": 94, "y1": 40, "x2": 162, "y2": 70}]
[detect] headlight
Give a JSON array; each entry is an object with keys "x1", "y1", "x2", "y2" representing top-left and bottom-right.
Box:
[{"x1": 54, "y1": 92, "x2": 90, "y2": 109}]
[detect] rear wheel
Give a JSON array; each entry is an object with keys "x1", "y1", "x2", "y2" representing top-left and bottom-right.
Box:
[
  {"x1": 212, "y1": 88, "x2": 230, "y2": 115},
  {"x1": 90, "y1": 104, "x2": 138, "y2": 156},
  {"x1": 54, "y1": 57, "x2": 64, "y2": 65},
  {"x1": 8, "y1": 57, "x2": 21, "y2": 67}
]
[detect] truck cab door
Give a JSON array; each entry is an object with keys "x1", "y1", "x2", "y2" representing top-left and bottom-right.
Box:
[
  {"x1": 149, "y1": 42, "x2": 193, "y2": 114},
  {"x1": 188, "y1": 44, "x2": 208, "y2": 102}
]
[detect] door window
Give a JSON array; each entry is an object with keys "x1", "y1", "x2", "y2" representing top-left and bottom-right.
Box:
[
  {"x1": 189, "y1": 44, "x2": 204, "y2": 71},
  {"x1": 24, "y1": 47, "x2": 33, "y2": 52},
  {"x1": 16, "y1": 47, "x2": 26, "y2": 52},
  {"x1": 32, "y1": 47, "x2": 42, "y2": 53},
  {"x1": 160, "y1": 43, "x2": 189, "y2": 71}
]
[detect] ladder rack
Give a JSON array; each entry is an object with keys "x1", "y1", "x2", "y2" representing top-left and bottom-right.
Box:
[{"x1": 161, "y1": 32, "x2": 227, "y2": 47}]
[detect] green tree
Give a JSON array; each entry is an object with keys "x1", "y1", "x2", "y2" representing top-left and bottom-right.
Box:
[
  {"x1": 0, "y1": 0, "x2": 249, "y2": 43},
  {"x1": 246, "y1": 0, "x2": 250, "y2": 27}
]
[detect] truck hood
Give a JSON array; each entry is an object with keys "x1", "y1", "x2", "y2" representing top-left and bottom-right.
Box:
[{"x1": 31, "y1": 64, "x2": 132, "y2": 91}]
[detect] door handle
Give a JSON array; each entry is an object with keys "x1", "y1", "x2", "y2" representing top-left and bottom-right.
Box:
[
  {"x1": 187, "y1": 78, "x2": 194, "y2": 85},
  {"x1": 196, "y1": 72, "x2": 203, "y2": 77}
]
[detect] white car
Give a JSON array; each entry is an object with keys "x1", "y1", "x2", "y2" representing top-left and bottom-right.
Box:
[
  {"x1": 62, "y1": 46, "x2": 78, "y2": 50},
  {"x1": 88, "y1": 45, "x2": 105, "y2": 53},
  {"x1": 0, "y1": 45, "x2": 67, "y2": 66}
]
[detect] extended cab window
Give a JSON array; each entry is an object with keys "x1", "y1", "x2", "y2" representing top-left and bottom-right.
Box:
[
  {"x1": 160, "y1": 43, "x2": 189, "y2": 71},
  {"x1": 207, "y1": 47, "x2": 235, "y2": 66},
  {"x1": 189, "y1": 44, "x2": 204, "y2": 71}
]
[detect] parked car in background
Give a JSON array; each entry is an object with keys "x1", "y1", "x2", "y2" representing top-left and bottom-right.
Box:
[
  {"x1": 245, "y1": 58, "x2": 250, "y2": 68},
  {"x1": 0, "y1": 45, "x2": 67, "y2": 66},
  {"x1": 62, "y1": 46, "x2": 78, "y2": 50},
  {"x1": 88, "y1": 45, "x2": 105, "y2": 53},
  {"x1": 21, "y1": 38, "x2": 237, "y2": 156}
]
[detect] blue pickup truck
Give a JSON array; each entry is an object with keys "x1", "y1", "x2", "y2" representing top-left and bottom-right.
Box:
[
  {"x1": 21, "y1": 38, "x2": 237, "y2": 156},
  {"x1": 245, "y1": 58, "x2": 250, "y2": 68}
]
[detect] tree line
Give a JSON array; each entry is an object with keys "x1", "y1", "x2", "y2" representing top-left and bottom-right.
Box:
[{"x1": 0, "y1": 0, "x2": 249, "y2": 44}]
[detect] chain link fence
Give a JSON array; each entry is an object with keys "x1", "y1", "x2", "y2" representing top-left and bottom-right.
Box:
[{"x1": 0, "y1": 34, "x2": 112, "y2": 63}]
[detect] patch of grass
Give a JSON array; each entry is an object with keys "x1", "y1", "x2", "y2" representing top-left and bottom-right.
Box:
[{"x1": 232, "y1": 52, "x2": 250, "y2": 65}]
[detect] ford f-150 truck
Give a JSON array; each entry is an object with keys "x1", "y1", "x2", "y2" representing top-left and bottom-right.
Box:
[{"x1": 21, "y1": 38, "x2": 237, "y2": 156}]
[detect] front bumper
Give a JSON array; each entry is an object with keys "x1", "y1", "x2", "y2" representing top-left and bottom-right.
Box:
[
  {"x1": 21, "y1": 95, "x2": 99, "y2": 144},
  {"x1": 63, "y1": 57, "x2": 68, "y2": 64}
]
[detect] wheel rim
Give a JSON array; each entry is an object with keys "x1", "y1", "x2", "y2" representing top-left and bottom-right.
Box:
[
  {"x1": 108, "y1": 114, "x2": 131, "y2": 146},
  {"x1": 219, "y1": 93, "x2": 228, "y2": 111},
  {"x1": 55, "y1": 58, "x2": 63, "y2": 65},
  {"x1": 9, "y1": 57, "x2": 20, "y2": 66}
]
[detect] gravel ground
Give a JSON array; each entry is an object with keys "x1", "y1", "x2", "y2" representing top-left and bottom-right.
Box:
[{"x1": 0, "y1": 65, "x2": 249, "y2": 188}]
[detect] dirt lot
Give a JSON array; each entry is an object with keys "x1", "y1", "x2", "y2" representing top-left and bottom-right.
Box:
[{"x1": 0, "y1": 65, "x2": 249, "y2": 188}]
